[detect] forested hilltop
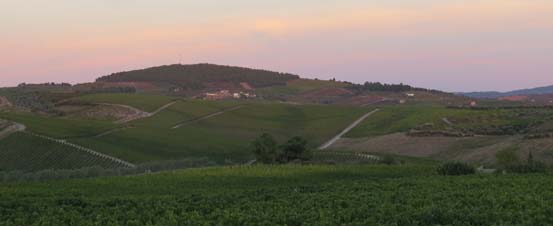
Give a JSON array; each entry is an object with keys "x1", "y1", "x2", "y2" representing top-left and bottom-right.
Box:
[{"x1": 96, "y1": 63, "x2": 300, "y2": 89}]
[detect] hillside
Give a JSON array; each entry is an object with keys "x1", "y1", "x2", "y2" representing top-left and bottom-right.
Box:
[
  {"x1": 96, "y1": 63, "x2": 300, "y2": 92},
  {"x1": 461, "y1": 84, "x2": 553, "y2": 99}
]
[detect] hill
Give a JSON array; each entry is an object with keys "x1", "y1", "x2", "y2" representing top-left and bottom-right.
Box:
[
  {"x1": 96, "y1": 63, "x2": 300, "y2": 93},
  {"x1": 461, "y1": 84, "x2": 553, "y2": 99}
]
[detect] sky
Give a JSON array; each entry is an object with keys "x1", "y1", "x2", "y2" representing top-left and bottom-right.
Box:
[{"x1": 1, "y1": 0, "x2": 552, "y2": 92}]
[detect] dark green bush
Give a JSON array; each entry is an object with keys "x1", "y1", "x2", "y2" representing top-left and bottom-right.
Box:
[
  {"x1": 379, "y1": 155, "x2": 396, "y2": 165},
  {"x1": 437, "y1": 162, "x2": 475, "y2": 176}
]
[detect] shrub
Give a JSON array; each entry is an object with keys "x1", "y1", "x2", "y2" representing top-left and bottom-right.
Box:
[
  {"x1": 278, "y1": 136, "x2": 311, "y2": 163},
  {"x1": 251, "y1": 133, "x2": 279, "y2": 164},
  {"x1": 379, "y1": 155, "x2": 396, "y2": 165},
  {"x1": 496, "y1": 148, "x2": 520, "y2": 168},
  {"x1": 437, "y1": 162, "x2": 476, "y2": 176}
]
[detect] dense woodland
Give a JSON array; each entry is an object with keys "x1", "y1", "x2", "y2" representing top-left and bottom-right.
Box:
[
  {"x1": 96, "y1": 64, "x2": 300, "y2": 89},
  {"x1": 347, "y1": 82, "x2": 443, "y2": 93}
]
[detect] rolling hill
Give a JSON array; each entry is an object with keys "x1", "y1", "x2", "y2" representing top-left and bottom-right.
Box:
[{"x1": 461, "y1": 84, "x2": 553, "y2": 99}]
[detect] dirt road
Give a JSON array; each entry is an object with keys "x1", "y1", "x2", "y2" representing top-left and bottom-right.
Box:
[
  {"x1": 102, "y1": 101, "x2": 177, "y2": 124},
  {"x1": 172, "y1": 105, "x2": 243, "y2": 129},
  {"x1": 0, "y1": 96, "x2": 12, "y2": 108},
  {"x1": 0, "y1": 122, "x2": 26, "y2": 139},
  {"x1": 318, "y1": 109, "x2": 380, "y2": 150}
]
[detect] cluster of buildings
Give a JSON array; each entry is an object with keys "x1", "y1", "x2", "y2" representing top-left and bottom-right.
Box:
[{"x1": 204, "y1": 90, "x2": 257, "y2": 100}]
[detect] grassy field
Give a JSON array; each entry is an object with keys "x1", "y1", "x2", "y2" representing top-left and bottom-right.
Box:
[
  {"x1": 2, "y1": 99, "x2": 370, "y2": 166},
  {"x1": 70, "y1": 102, "x2": 369, "y2": 163},
  {"x1": 0, "y1": 133, "x2": 122, "y2": 172},
  {"x1": 256, "y1": 79, "x2": 347, "y2": 98},
  {"x1": 345, "y1": 105, "x2": 548, "y2": 138},
  {"x1": 0, "y1": 111, "x2": 115, "y2": 138},
  {"x1": 73, "y1": 93, "x2": 178, "y2": 112},
  {"x1": 2, "y1": 164, "x2": 553, "y2": 225}
]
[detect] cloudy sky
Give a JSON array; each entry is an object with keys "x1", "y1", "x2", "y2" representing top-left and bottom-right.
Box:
[{"x1": 1, "y1": 0, "x2": 552, "y2": 91}]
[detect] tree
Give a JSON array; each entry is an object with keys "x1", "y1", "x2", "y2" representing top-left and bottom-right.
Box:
[
  {"x1": 496, "y1": 148, "x2": 520, "y2": 168},
  {"x1": 278, "y1": 136, "x2": 311, "y2": 163},
  {"x1": 251, "y1": 133, "x2": 278, "y2": 164}
]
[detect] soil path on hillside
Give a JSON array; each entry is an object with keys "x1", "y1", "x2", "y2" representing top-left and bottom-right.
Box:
[
  {"x1": 102, "y1": 101, "x2": 177, "y2": 124},
  {"x1": 0, "y1": 122, "x2": 26, "y2": 139},
  {"x1": 172, "y1": 105, "x2": 243, "y2": 129},
  {"x1": 318, "y1": 109, "x2": 380, "y2": 150},
  {"x1": 0, "y1": 96, "x2": 12, "y2": 108}
]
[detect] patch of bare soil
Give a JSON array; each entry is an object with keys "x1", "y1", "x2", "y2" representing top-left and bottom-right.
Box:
[
  {"x1": 0, "y1": 121, "x2": 25, "y2": 139},
  {"x1": 58, "y1": 104, "x2": 144, "y2": 122},
  {"x1": 0, "y1": 96, "x2": 12, "y2": 108},
  {"x1": 240, "y1": 82, "x2": 254, "y2": 90},
  {"x1": 331, "y1": 133, "x2": 536, "y2": 165}
]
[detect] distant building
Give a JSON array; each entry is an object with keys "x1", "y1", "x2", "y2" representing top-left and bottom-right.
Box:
[{"x1": 406, "y1": 93, "x2": 415, "y2": 97}]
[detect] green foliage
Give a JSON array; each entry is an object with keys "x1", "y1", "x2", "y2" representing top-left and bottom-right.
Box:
[
  {"x1": 252, "y1": 135, "x2": 313, "y2": 164},
  {"x1": 251, "y1": 133, "x2": 278, "y2": 164},
  {"x1": 278, "y1": 136, "x2": 310, "y2": 163},
  {"x1": 0, "y1": 132, "x2": 123, "y2": 172},
  {"x1": 70, "y1": 102, "x2": 365, "y2": 164},
  {"x1": 379, "y1": 154, "x2": 396, "y2": 165},
  {"x1": 3, "y1": 165, "x2": 553, "y2": 225},
  {"x1": 74, "y1": 93, "x2": 177, "y2": 112},
  {"x1": 496, "y1": 147, "x2": 520, "y2": 168},
  {"x1": 505, "y1": 152, "x2": 548, "y2": 174},
  {"x1": 437, "y1": 162, "x2": 476, "y2": 176},
  {"x1": 348, "y1": 81, "x2": 420, "y2": 92}
]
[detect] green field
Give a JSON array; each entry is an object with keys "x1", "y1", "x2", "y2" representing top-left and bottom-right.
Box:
[
  {"x1": 0, "y1": 133, "x2": 122, "y2": 172},
  {"x1": 2, "y1": 164, "x2": 553, "y2": 225},
  {"x1": 1, "y1": 96, "x2": 370, "y2": 166},
  {"x1": 345, "y1": 105, "x2": 547, "y2": 138},
  {"x1": 256, "y1": 79, "x2": 347, "y2": 98},
  {"x1": 73, "y1": 93, "x2": 177, "y2": 112},
  {"x1": 70, "y1": 102, "x2": 368, "y2": 163}
]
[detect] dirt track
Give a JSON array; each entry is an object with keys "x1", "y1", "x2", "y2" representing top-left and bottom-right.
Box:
[
  {"x1": 102, "y1": 101, "x2": 177, "y2": 124},
  {"x1": 318, "y1": 109, "x2": 380, "y2": 150},
  {"x1": 172, "y1": 105, "x2": 243, "y2": 129},
  {"x1": 0, "y1": 96, "x2": 12, "y2": 108},
  {"x1": 0, "y1": 122, "x2": 26, "y2": 139}
]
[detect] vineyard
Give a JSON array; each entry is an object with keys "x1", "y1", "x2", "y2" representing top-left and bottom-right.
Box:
[
  {"x1": 0, "y1": 132, "x2": 126, "y2": 172},
  {"x1": 1, "y1": 165, "x2": 553, "y2": 225}
]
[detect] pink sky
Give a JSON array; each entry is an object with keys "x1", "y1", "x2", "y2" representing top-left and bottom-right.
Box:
[{"x1": 1, "y1": 0, "x2": 552, "y2": 91}]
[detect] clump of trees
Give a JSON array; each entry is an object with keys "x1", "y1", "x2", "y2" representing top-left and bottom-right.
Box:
[
  {"x1": 251, "y1": 133, "x2": 313, "y2": 164},
  {"x1": 496, "y1": 149, "x2": 546, "y2": 173},
  {"x1": 347, "y1": 81, "x2": 445, "y2": 94},
  {"x1": 437, "y1": 162, "x2": 476, "y2": 176}
]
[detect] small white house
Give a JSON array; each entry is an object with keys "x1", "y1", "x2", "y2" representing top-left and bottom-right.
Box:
[{"x1": 406, "y1": 93, "x2": 415, "y2": 97}]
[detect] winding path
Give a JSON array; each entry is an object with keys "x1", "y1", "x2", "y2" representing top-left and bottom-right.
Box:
[
  {"x1": 318, "y1": 109, "x2": 380, "y2": 150},
  {"x1": 102, "y1": 101, "x2": 178, "y2": 124},
  {"x1": 0, "y1": 122, "x2": 26, "y2": 139},
  {"x1": 172, "y1": 105, "x2": 243, "y2": 129}
]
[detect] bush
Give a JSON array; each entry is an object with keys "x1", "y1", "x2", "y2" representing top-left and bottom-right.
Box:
[
  {"x1": 506, "y1": 162, "x2": 547, "y2": 174},
  {"x1": 251, "y1": 133, "x2": 278, "y2": 164},
  {"x1": 379, "y1": 155, "x2": 396, "y2": 165},
  {"x1": 437, "y1": 162, "x2": 476, "y2": 176}
]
